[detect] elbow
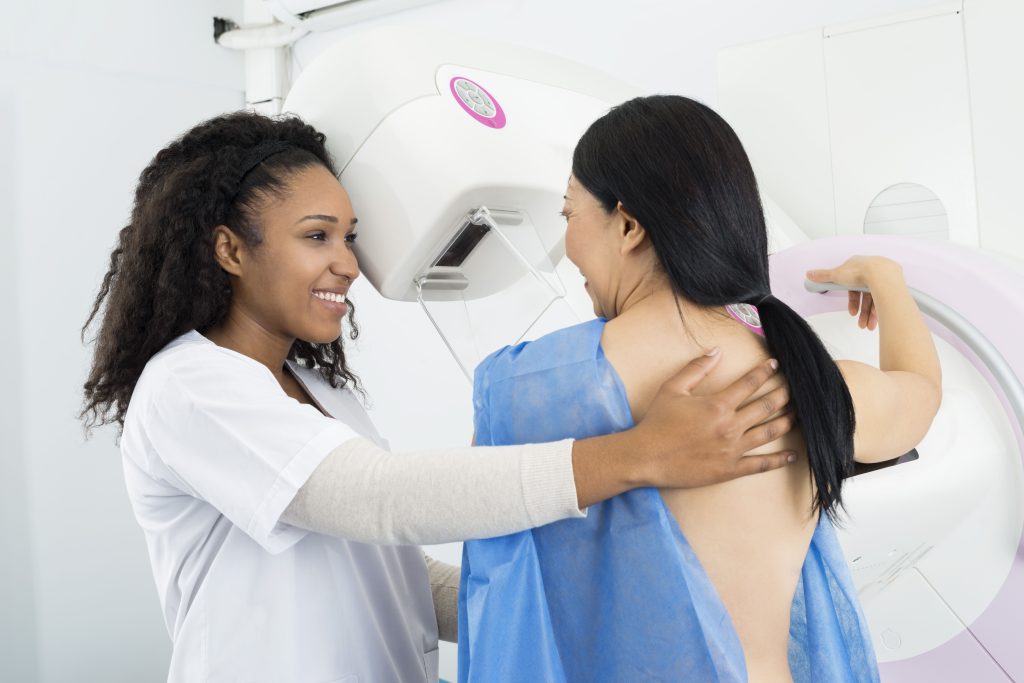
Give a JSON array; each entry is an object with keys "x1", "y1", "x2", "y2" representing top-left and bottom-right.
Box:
[
  {"x1": 370, "y1": 503, "x2": 413, "y2": 546},
  {"x1": 907, "y1": 379, "x2": 942, "y2": 451},
  {"x1": 931, "y1": 359, "x2": 943, "y2": 397},
  {"x1": 904, "y1": 378, "x2": 943, "y2": 457},
  {"x1": 923, "y1": 373, "x2": 943, "y2": 423},
  {"x1": 926, "y1": 355, "x2": 943, "y2": 405},
  {"x1": 908, "y1": 370, "x2": 943, "y2": 434}
]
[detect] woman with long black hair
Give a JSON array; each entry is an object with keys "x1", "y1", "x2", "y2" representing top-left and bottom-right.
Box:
[
  {"x1": 80, "y1": 111, "x2": 797, "y2": 682},
  {"x1": 459, "y1": 95, "x2": 941, "y2": 682}
]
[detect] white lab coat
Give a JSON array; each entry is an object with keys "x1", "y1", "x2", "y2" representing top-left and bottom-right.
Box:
[{"x1": 120, "y1": 331, "x2": 439, "y2": 682}]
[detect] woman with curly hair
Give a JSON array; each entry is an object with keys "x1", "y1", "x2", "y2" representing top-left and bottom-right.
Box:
[{"x1": 81, "y1": 111, "x2": 795, "y2": 682}]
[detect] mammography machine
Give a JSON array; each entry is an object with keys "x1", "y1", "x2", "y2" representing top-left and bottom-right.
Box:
[
  {"x1": 279, "y1": 12, "x2": 1024, "y2": 681},
  {"x1": 718, "y1": 2, "x2": 1024, "y2": 679}
]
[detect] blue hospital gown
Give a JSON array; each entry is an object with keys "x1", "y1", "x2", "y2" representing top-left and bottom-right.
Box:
[{"x1": 458, "y1": 319, "x2": 880, "y2": 682}]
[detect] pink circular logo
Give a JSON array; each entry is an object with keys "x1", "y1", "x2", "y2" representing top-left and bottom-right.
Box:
[{"x1": 450, "y1": 77, "x2": 506, "y2": 129}]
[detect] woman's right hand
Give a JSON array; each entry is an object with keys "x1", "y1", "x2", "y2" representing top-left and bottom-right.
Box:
[
  {"x1": 632, "y1": 352, "x2": 796, "y2": 488},
  {"x1": 807, "y1": 255, "x2": 905, "y2": 331},
  {"x1": 572, "y1": 351, "x2": 796, "y2": 508}
]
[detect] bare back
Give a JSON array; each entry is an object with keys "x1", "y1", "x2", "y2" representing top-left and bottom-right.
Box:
[{"x1": 602, "y1": 305, "x2": 814, "y2": 683}]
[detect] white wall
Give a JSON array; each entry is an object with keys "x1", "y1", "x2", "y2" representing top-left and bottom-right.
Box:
[
  {"x1": 1, "y1": 0, "x2": 959, "y2": 681},
  {"x1": 1, "y1": 92, "x2": 36, "y2": 683},
  {"x1": 0, "y1": 2, "x2": 243, "y2": 681},
  {"x1": 293, "y1": 0, "x2": 953, "y2": 107}
]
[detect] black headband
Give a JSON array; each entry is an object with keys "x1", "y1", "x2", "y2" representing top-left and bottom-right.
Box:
[{"x1": 230, "y1": 141, "x2": 293, "y2": 200}]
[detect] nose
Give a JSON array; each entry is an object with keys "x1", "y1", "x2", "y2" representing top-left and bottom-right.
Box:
[{"x1": 330, "y1": 241, "x2": 360, "y2": 283}]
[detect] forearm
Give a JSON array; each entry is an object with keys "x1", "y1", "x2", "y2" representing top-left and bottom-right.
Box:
[
  {"x1": 867, "y1": 264, "x2": 941, "y2": 390},
  {"x1": 285, "y1": 355, "x2": 793, "y2": 543},
  {"x1": 424, "y1": 554, "x2": 460, "y2": 642},
  {"x1": 283, "y1": 437, "x2": 582, "y2": 545},
  {"x1": 571, "y1": 430, "x2": 650, "y2": 509}
]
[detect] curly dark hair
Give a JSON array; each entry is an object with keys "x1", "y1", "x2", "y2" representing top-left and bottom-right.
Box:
[{"x1": 81, "y1": 111, "x2": 361, "y2": 433}]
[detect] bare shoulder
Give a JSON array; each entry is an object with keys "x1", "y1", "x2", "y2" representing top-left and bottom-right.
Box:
[{"x1": 602, "y1": 309, "x2": 784, "y2": 420}]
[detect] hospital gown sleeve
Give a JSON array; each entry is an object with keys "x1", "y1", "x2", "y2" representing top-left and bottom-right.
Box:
[{"x1": 141, "y1": 353, "x2": 358, "y2": 554}]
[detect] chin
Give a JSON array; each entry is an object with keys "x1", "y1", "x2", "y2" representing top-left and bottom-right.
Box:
[{"x1": 299, "y1": 328, "x2": 343, "y2": 346}]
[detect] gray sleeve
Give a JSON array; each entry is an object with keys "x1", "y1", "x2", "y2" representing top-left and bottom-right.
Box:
[
  {"x1": 280, "y1": 437, "x2": 583, "y2": 545},
  {"x1": 424, "y1": 554, "x2": 460, "y2": 643}
]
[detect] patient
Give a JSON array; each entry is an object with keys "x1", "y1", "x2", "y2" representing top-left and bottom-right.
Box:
[{"x1": 458, "y1": 96, "x2": 941, "y2": 682}]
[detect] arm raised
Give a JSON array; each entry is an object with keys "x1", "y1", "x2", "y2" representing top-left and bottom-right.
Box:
[{"x1": 808, "y1": 257, "x2": 941, "y2": 462}]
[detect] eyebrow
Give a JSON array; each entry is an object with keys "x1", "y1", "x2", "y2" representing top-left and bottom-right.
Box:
[{"x1": 297, "y1": 215, "x2": 358, "y2": 226}]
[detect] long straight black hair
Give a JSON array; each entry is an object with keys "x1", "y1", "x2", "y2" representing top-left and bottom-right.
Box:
[{"x1": 572, "y1": 95, "x2": 854, "y2": 520}]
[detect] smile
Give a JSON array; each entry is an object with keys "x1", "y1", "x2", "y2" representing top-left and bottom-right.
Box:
[
  {"x1": 313, "y1": 290, "x2": 347, "y2": 303},
  {"x1": 312, "y1": 289, "x2": 349, "y2": 316}
]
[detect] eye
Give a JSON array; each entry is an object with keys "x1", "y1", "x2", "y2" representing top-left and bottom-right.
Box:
[
  {"x1": 344, "y1": 232, "x2": 358, "y2": 244},
  {"x1": 559, "y1": 210, "x2": 570, "y2": 220},
  {"x1": 307, "y1": 231, "x2": 327, "y2": 241}
]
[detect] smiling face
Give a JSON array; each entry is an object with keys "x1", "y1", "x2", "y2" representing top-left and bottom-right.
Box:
[
  {"x1": 218, "y1": 163, "x2": 360, "y2": 345},
  {"x1": 562, "y1": 176, "x2": 635, "y2": 319}
]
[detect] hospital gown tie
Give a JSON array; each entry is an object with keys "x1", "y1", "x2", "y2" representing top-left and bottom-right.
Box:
[{"x1": 458, "y1": 318, "x2": 880, "y2": 683}]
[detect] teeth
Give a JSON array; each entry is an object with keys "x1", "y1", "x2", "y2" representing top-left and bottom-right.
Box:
[{"x1": 314, "y1": 291, "x2": 346, "y2": 303}]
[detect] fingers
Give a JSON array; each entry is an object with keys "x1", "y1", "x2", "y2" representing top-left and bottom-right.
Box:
[
  {"x1": 735, "y1": 383, "x2": 790, "y2": 430},
  {"x1": 660, "y1": 348, "x2": 723, "y2": 395},
  {"x1": 859, "y1": 292, "x2": 872, "y2": 329},
  {"x1": 731, "y1": 450, "x2": 797, "y2": 478},
  {"x1": 715, "y1": 358, "x2": 779, "y2": 408},
  {"x1": 849, "y1": 292, "x2": 879, "y2": 330},
  {"x1": 740, "y1": 412, "x2": 795, "y2": 453},
  {"x1": 806, "y1": 268, "x2": 831, "y2": 282},
  {"x1": 865, "y1": 293, "x2": 878, "y2": 330}
]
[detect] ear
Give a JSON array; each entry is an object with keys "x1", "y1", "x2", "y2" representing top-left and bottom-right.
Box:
[
  {"x1": 615, "y1": 202, "x2": 648, "y2": 256},
  {"x1": 212, "y1": 225, "x2": 246, "y2": 277}
]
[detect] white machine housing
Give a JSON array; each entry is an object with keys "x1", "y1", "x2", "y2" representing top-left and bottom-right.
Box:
[
  {"x1": 718, "y1": 2, "x2": 1024, "y2": 678},
  {"x1": 283, "y1": 27, "x2": 808, "y2": 375},
  {"x1": 717, "y1": 0, "x2": 1024, "y2": 259},
  {"x1": 284, "y1": 26, "x2": 636, "y2": 303}
]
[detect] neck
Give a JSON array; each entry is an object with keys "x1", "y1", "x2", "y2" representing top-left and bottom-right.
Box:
[
  {"x1": 204, "y1": 307, "x2": 294, "y2": 382},
  {"x1": 615, "y1": 274, "x2": 715, "y2": 333},
  {"x1": 615, "y1": 270, "x2": 677, "y2": 318}
]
